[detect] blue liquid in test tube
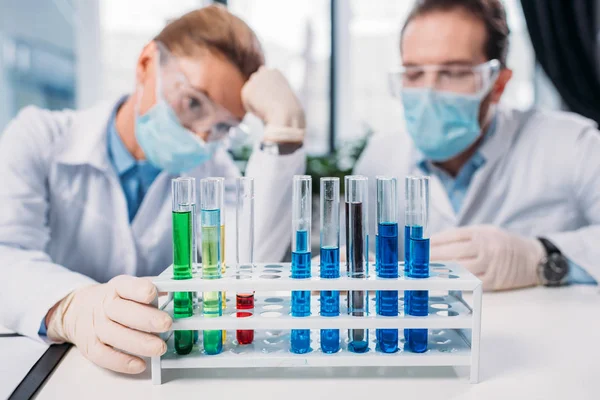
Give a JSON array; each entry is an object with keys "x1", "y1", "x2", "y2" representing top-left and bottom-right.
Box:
[
  {"x1": 291, "y1": 176, "x2": 312, "y2": 354},
  {"x1": 375, "y1": 176, "x2": 399, "y2": 353},
  {"x1": 405, "y1": 176, "x2": 430, "y2": 353},
  {"x1": 319, "y1": 178, "x2": 340, "y2": 354}
]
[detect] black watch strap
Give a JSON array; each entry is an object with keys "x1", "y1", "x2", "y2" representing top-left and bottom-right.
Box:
[{"x1": 538, "y1": 237, "x2": 561, "y2": 256}]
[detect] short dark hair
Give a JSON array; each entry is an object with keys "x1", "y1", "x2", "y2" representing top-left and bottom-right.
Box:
[{"x1": 400, "y1": 0, "x2": 510, "y2": 67}]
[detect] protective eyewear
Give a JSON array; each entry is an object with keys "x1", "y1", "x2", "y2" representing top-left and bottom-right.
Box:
[
  {"x1": 155, "y1": 41, "x2": 246, "y2": 142},
  {"x1": 389, "y1": 59, "x2": 501, "y2": 96}
]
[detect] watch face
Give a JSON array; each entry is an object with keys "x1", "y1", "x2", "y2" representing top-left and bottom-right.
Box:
[{"x1": 543, "y1": 253, "x2": 569, "y2": 284}]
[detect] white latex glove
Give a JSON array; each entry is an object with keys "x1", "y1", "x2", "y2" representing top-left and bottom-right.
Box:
[
  {"x1": 241, "y1": 66, "x2": 306, "y2": 143},
  {"x1": 430, "y1": 225, "x2": 545, "y2": 291},
  {"x1": 47, "y1": 275, "x2": 172, "y2": 374}
]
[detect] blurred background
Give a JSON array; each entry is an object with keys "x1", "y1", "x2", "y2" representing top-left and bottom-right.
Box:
[
  {"x1": 2, "y1": 0, "x2": 598, "y2": 258},
  {"x1": 0, "y1": 0, "x2": 586, "y2": 177}
]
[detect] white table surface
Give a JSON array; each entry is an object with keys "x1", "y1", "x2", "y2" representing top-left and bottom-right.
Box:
[{"x1": 35, "y1": 285, "x2": 600, "y2": 400}]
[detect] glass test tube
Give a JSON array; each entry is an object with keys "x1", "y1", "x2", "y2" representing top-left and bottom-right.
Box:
[
  {"x1": 375, "y1": 177, "x2": 399, "y2": 353},
  {"x1": 405, "y1": 176, "x2": 430, "y2": 353},
  {"x1": 319, "y1": 178, "x2": 340, "y2": 354},
  {"x1": 191, "y1": 178, "x2": 199, "y2": 345},
  {"x1": 236, "y1": 177, "x2": 255, "y2": 345},
  {"x1": 291, "y1": 175, "x2": 312, "y2": 354},
  {"x1": 345, "y1": 175, "x2": 369, "y2": 353},
  {"x1": 172, "y1": 177, "x2": 194, "y2": 355},
  {"x1": 217, "y1": 178, "x2": 227, "y2": 344},
  {"x1": 200, "y1": 177, "x2": 223, "y2": 355}
]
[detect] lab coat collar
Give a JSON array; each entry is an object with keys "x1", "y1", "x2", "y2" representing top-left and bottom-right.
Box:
[
  {"x1": 55, "y1": 97, "x2": 125, "y2": 171},
  {"x1": 476, "y1": 106, "x2": 521, "y2": 168}
]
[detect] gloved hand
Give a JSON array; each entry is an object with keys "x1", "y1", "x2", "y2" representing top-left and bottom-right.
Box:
[
  {"x1": 430, "y1": 225, "x2": 545, "y2": 291},
  {"x1": 241, "y1": 66, "x2": 305, "y2": 143},
  {"x1": 46, "y1": 275, "x2": 172, "y2": 374}
]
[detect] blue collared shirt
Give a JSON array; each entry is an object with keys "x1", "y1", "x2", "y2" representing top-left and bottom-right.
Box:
[
  {"x1": 107, "y1": 98, "x2": 161, "y2": 222},
  {"x1": 417, "y1": 118, "x2": 596, "y2": 285}
]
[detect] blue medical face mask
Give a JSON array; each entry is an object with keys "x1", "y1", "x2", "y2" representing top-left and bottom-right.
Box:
[
  {"x1": 135, "y1": 97, "x2": 218, "y2": 174},
  {"x1": 401, "y1": 88, "x2": 486, "y2": 162}
]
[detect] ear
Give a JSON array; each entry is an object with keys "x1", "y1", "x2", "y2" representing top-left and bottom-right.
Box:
[
  {"x1": 135, "y1": 41, "x2": 158, "y2": 85},
  {"x1": 489, "y1": 68, "x2": 513, "y2": 104}
]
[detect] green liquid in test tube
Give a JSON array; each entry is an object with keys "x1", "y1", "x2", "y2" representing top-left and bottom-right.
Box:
[
  {"x1": 172, "y1": 178, "x2": 195, "y2": 355},
  {"x1": 201, "y1": 178, "x2": 223, "y2": 355}
]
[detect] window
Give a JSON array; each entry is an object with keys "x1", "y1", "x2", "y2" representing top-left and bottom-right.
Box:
[
  {"x1": 97, "y1": 0, "x2": 208, "y2": 103},
  {"x1": 228, "y1": 0, "x2": 331, "y2": 155}
]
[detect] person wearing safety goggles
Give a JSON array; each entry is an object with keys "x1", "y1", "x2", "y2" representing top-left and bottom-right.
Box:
[
  {"x1": 0, "y1": 5, "x2": 306, "y2": 374},
  {"x1": 355, "y1": 0, "x2": 599, "y2": 291}
]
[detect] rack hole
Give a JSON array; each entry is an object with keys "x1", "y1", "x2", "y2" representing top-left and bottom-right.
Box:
[
  {"x1": 436, "y1": 310, "x2": 459, "y2": 317},
  {"x1": 431, "y1": 303, "x2": 451, "y2": 310},
  {"x1": 434, "y1": 337, "x2": 451, "y2": 345},
  {"x1": 263, "y1": 305, "x2": 283, "y2": 310},
  {"x1": 263, "y1": 337, "x2": 284, "y2": 345},
  {"x1": 432, "y1": 268, "x2": 452, "y2": 273},
  {"x1": 436, "y1": 274, "x2": 459, "y2": 279},
  {"x1": 231, "y1": 311, "x2": 252, "y2": 318},
  {"x1": 260, "y1": 274, "x2": 280, "y2": 279},
  {"x1": 234, "y1": 274, "x2": 250, "y2": 280},
  {"x1": 264, "y1": 298, "x2": 284, "y2": 303},
  {"x1": 261, "y1": 311, "x2": 282, "y2": 318}
]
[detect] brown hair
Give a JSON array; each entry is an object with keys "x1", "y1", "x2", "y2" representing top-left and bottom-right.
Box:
[
  {"x1": 401, "y1": 0, "x2": 510, "y2": 67},
  {"x1": 154, "y1": 4, "x2": 265, "y2": 79}
]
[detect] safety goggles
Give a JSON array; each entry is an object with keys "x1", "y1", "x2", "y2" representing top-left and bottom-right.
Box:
[
  {"x1": 155, "y1": 41, "x2": 246, "y2": 142},
  {"x1": 389, "y1": 59, "x2": 501, "y2": 96}
]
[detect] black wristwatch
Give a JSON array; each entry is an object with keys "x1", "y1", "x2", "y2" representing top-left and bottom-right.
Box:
[
  {"x1": 537, "y1": 238, "x2": 569, "y2": 287},
  {"x1": 260, "y1": 141, "x2": 303, "y2": 155}
]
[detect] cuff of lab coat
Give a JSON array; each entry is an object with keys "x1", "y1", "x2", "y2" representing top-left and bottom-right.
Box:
[
  {"x1": 30, "y1": 273, "x2": 97, "y2": 344},
  {"x1": 263, "y1": 126, "x2": 304, "y2": 144},
  {"x1": 566, "y1": 259, "x2": 598, "y2": 285}
]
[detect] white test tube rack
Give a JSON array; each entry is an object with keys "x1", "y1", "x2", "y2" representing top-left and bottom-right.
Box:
[{"x1": 151, "y1": 261, "x2": 482, "y2": 385}]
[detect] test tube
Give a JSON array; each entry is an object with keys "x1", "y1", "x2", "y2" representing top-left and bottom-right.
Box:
[
  {"x1": 200, "y1": 177, "x2": 223, "y2": 355},
  {"x1": 172, "y1": 177, "x2": 194, "y2": 355},
  {"x1": 291, "y1": 175, "x2": 312, "y2": 354},
  {"x1": 236, "y1": 177, "x2": 255, "y2": 345},
  {"x1": 375, "y1": 176, "x2": 399, "y2": 353},
  {"x1": 319, "y1": 177, "x2": 340, "y2": 354},
  {"x1": 191, "y1": 178, "x2": 199, "y2": 345},
  {"x1": 345, "y1": 175, "x2": 369, "y2": 353},
  {"x1": 218, "y1": 178, "x2": 227, "y2": 344},
  {"x1": 405, "y1": 176, "x2": 430, "y2": 353}
]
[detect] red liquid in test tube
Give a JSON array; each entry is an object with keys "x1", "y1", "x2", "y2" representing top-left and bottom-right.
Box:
[{"x1": 236, "y1": 294, "x2": 254, "y2": 344}]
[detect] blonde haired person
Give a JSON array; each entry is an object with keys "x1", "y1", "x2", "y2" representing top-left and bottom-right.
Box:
[{"x1": 0, "y1": 5, "x2": 306, "y2": 374}]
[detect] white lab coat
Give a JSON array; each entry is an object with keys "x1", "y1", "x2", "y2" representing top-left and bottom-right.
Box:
[
  {"x1": 0, "y1": 100, "x2": 305, "y2": 339},
  {"x1": 354, "y1": 106, "x2": 600, "y2": 284}
]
